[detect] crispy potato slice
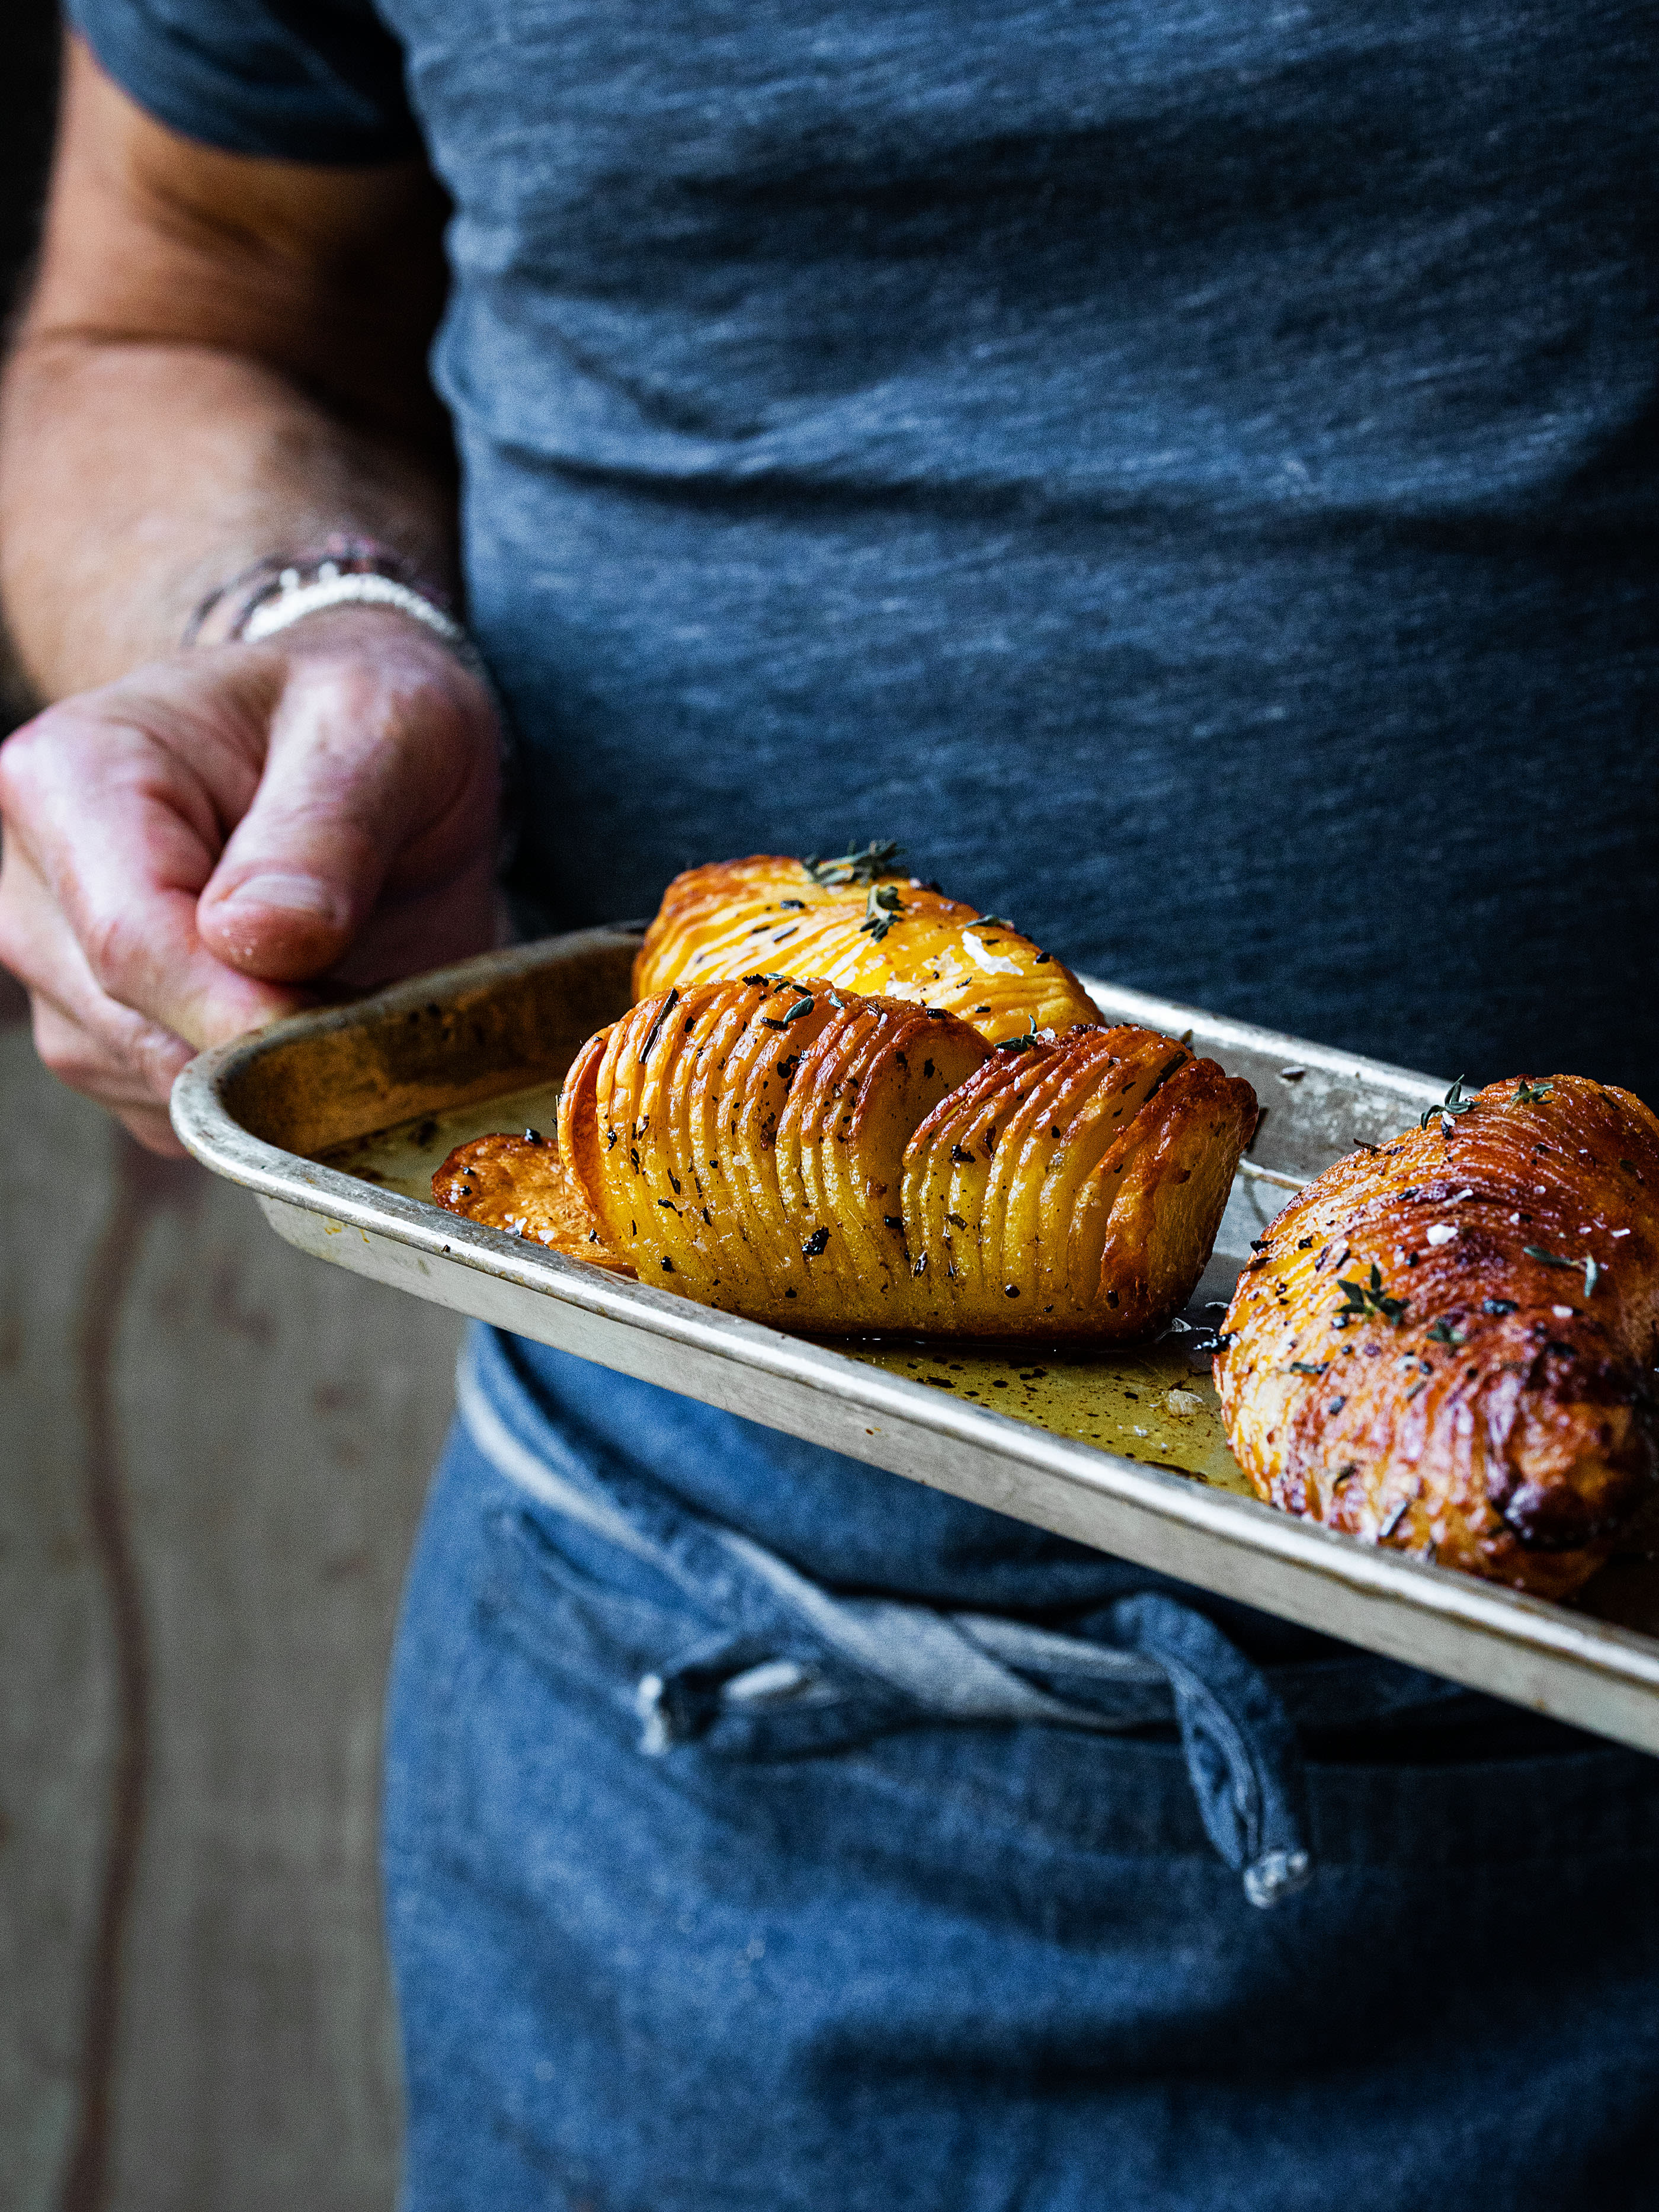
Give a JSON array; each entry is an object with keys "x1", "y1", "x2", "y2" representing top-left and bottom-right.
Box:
[{"x1": 432, "y1": 1128, "x2": 633, "y2": 1273}]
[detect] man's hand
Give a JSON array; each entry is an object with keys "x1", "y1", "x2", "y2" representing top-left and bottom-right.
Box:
[{"x1": 0, "y1": 608, "x2": 501, "y2": 1153}]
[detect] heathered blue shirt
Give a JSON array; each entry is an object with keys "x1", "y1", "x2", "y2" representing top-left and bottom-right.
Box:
[{"x1": 73, "y1": 0, "x2": 1659, "y2": 1599}]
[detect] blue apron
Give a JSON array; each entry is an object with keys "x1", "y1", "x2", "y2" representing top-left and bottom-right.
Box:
[{"x1": 383, "y1": 1328, "x2": 1659, "y2": 2210}]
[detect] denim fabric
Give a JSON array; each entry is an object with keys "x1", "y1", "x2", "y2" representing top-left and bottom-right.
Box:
[{"x1": 385, "y1": 1394, "x2": 1659, "y2": 2211}]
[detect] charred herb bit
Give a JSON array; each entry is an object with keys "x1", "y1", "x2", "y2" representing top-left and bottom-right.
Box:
[
  {"x1": 1513, "y1": 1078, "x2": 1555, "y2": 1106},
  {"x1": 1334, "y1": 1263, "x2": 1408, "y2": 1328},
  {"x1": 605, "y1": 1129, "x2": 618, "y2": 1150},
  {"x1": 911, "y1": 1253, "x2": 928, "y2": 1278},
  {"x1": 1421, "y1": 1074, "x2": 1477, "y2": 1131},
  {"x1": 950, "y1": 1142, "x2": 976, "y2": 1165},
  {"x1": 1333, "y1": 1464, "x2": 1360, "y2": 1488},
  {"x1": 801, "y1": 1227, "x2": 831, "y2": 1258},
  {"x1": 1427, "y1": 1318, "x2": 1464, "y2": 1346},
  {"x1": 1289, "y1": 1360, "x2": 1328, "y2": 1376},
  {"x1": 522, "y1": 1127, "x2": 543, "y2": 1144},
  {"x1": 883, "y1": 1215, "x2": 904, "y2": 1231},
  {"x1": 1482, "y1": 1297, "x2": 1517, "y2": 1316},
  {"x1": 1379, "y1": 1497, "x2": 1411, "y2": 1539},
  {"x1": 661, "y1": 1257, "x2": 675, "y2": 1272},
  {"x1": 778, "y1": 898, "x2": 807, "y2": 911},
  {"x1": 803, "y1": 839, "x2": 904, "y2": 886},
  {"x1": 1327, "y1": 1395, "x2": 1347, "y2": 1415},
  {"x1": 639, "y1": 987, "x2": 680, "y2": 1060}
]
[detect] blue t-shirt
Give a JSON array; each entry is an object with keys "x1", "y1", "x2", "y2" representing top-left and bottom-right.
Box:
[{"x1": 73, "y1": 0, "x2": 1659, "y2": 1600}]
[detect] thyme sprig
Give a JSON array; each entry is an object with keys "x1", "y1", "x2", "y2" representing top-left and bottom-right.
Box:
[
  {"x1": 1333, "y1": 1262, "x2": 1408, "y2": 1329},
  {"x1": 803, "y1": 840, "x2": 904, "y2": 887},
  {"x1": 1421, "y1": 1075, "x2": 1477, "y2": 1131},
  {"x1": 1513, "y1": 1079, "x2": 1554, "y2": 1106}
]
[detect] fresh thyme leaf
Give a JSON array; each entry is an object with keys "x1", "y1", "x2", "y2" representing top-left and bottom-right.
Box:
[
  {"x1": 1427, "y1": 1318, "x2": 1464, "y2": 1346},
  {"x1": 1420, "y1": 1075, "x2": 1477, "y2": 1131},
  {"x1": 1523, "y1": 1244, "x2": 1577, "y2": 1270},
  {"x1": 977, "y1": 915, "x2": 1016, "y2": 931},
  {"x1": 1334, "y1": 1262, "x2": 1408, "y2": 1327},
  {"x1": 858, "y1": 881, "x2": 907, "y2": 942},
  {"x1": 1584, "y1": 1254, "x2": 1602, "y2": 1297},
  {"x1": 1513, "y1": 1078, "x2": 1555, "y2": 1106},
  {"x1": 1289, "y1": 1360, "x2": 1328, "y2": 1375}
]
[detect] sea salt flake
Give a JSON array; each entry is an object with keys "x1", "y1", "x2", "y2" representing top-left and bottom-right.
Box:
[
  {"x1": 1426, "y1": 1224, "x2": 1457, "y2": 1246},
  {"x1": 1552, "y1": 1305, "x2": 1574, "y2": 1320}
]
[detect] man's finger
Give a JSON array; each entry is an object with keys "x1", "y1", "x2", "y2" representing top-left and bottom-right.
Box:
[{"x1": 1, "y1": 698, "x2": 303, "y2": 1048}]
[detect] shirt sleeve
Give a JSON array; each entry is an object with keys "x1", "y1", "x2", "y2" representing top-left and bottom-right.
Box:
[{"x1": 68, "y1": 0, "x2": 422, "y2": 164}]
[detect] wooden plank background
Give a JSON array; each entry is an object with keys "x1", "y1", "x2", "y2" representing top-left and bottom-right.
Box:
[
  {"x1": 3, "y1": 34, "x2": 467, "y2": 2201},
  {"x1": 1, "y1": 987, "x2": 463, "y2": 2210}
]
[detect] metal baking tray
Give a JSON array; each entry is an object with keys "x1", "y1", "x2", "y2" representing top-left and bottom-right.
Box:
[{"x1": 171, "y1": 928, "x2": 1659, "y2": 1754}]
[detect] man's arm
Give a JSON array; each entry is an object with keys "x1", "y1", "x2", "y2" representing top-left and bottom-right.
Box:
[{"x1": 0, "y1": 38, "x2": 501, "y2": 1151}]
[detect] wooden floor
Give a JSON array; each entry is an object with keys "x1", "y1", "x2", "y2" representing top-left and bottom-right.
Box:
[{"x1": 1, "y1": 980, "x2": 463, "y2": 2211}]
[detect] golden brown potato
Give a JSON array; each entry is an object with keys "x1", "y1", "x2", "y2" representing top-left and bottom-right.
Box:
[
  {"x1": 433, "y1": 1129, "x2": 635, "y2": 1273},
  {"x1": 557, "y1": 976, "x2": 1256, "y2": 1336},
  {"x1": 1215, "y1": 1074, "x2": 1659, "y2": 1599},
  {"x1": 633, "y1": 851, "x2": 1100, "y2": 1043}
]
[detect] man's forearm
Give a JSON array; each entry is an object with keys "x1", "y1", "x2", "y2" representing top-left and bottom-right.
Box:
[
  {"x1": 0, "y1": 37, "x2": 459, "y2": 701},
  {"x1": 0, "y1": 334, "x2": 458, "y2": 699}
]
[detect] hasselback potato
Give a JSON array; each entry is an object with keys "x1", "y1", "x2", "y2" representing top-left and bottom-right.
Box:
[
  {"x1": 552, "y1": 975, "x2": 1256, "y2": 1336},
  {"x1": 633, "y1": 850, "x2": 1100, "y2": 1044},
  {"x1": 1216, "y1": 1074, "x2": 1659, "y2": 1600}
]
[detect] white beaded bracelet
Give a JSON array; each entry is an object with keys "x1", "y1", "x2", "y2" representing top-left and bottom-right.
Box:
[{"x1": 241, "y1": 565, "x2": 471, "y2": 649}]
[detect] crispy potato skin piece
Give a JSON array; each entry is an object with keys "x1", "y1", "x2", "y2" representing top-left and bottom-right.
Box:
[
  {"x1": 432, "y1": 1131, "x2": 635, "y2": 1273},
  {"x1": 1215, "y1": 1075, "x2": 1659, "y2": 1599},
  {"x1": 559, "y1": 978, "x2": 1256, "y2": 1337},
  {"x1": 633, "y1": 854, "x2": 1100, "y2": 1043}
]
